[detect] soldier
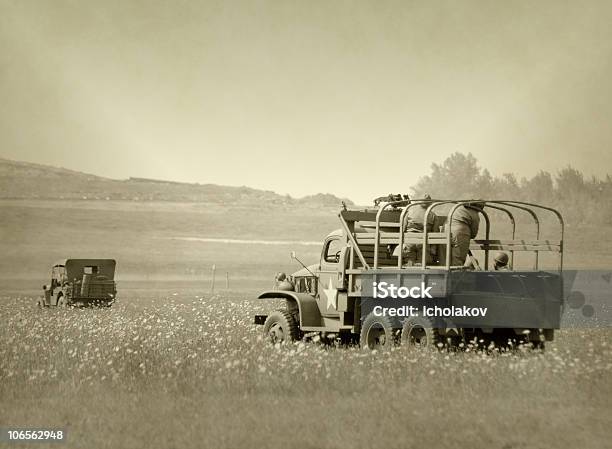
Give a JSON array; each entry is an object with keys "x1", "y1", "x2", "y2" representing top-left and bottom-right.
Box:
[
  {"x1": 450, "y1": 201, "x2": 484, "y2": 266},
  {"x1": 393, "y1": 195, "x2": 436, "y2": 265},
  {"x1": 273, "y1": 272, "x2": 294, "y2": 291},
  {"x1": 493, "y1": 252, "x2": 510, "y2": 270}
]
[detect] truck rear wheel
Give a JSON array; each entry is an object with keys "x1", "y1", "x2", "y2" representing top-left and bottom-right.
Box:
[
  {"x1": 360, "y1": 313, "x2": 397, "y2": 350},
  {"x1": 263, "y1": 310, "x2": 299, "y2": 344},
  {"x1": 401, "y1": 316, "x2": 439, "y2": 349}
]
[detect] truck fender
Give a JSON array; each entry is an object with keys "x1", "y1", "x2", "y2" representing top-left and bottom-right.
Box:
[{"x1": 257, "y1": 291, "x2": 322, "y2": 328}]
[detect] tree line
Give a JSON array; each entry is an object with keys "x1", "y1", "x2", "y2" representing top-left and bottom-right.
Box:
[{"x1": 411, "y1": 153, "x2": 612, "y2": 225}]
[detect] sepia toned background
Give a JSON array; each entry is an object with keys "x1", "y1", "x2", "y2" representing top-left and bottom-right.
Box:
[
  {"x1": 1, "y1": 2, "x2": 611, "y2": 449},
  {"x1": 1, "y1": 0, "x2": 612, "y2": 203}
]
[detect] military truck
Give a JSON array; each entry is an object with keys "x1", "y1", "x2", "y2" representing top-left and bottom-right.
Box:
[
  {"x1": 39, "y1": 259, "x2": 117, "y2": 307},
  {"x1": 255, "y1": 199, "x2": 565, "y2": 349}
]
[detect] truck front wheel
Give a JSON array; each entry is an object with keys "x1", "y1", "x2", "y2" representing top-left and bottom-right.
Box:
[
  {"x1": 263, "y1": 310, "x2": 299, "y2": 344},
  {"x1": 360, "y1": 313, "x2": 397, "y2": 350}
]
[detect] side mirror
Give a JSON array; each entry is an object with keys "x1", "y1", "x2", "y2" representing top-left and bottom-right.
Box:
[{"x1": 42, "y1": 285, "x2": 48, "y2": 290}]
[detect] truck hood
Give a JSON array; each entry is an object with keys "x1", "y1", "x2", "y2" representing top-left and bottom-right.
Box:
[{"x1": 292, "y1": 264, "x2": 319, "y2": 277}]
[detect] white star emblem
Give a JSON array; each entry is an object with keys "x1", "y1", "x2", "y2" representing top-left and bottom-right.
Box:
[{"x1": 323, "y1": 278, "x2": 337, "y2": 310}]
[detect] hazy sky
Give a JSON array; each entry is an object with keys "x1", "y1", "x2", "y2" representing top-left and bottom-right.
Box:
[{"x1": 1, "y1": 0, "x2": 611, "y2": 204}]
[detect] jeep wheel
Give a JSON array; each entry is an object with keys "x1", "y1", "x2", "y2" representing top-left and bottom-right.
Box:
[
  {"x1": 56, "y1": 295, "x2": 68, "y2": 308},
  {"x1": 401, "y1": 316, "x2": 439, "y2": 349},
  {"x1": 263, "y1": 310, "x2": 299, "y2": 344},
  {"x1": 37, "y1": 296, "x2": 46, "y2": 308},
  {"x1": 360, "y1": 313, "x2": 397, "y2": 350}
]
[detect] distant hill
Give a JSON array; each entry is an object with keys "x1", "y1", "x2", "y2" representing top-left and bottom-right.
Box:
[{"x1": 0, "y1": 158, "x2": 353, "y2": 208}]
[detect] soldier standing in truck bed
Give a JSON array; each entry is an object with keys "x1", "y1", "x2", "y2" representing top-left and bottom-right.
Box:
[
  {"x1": 405, "y1": 195, "x2": 435, "y2": 232},
  {"x1": 393, "y1": 195, "x2": 436, "y2": 265},
  {"x1": 450, "y1": 202, "x2": 484, "y2": 266}
]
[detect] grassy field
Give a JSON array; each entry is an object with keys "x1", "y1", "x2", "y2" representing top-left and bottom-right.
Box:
[
  {"x1": 1, "y1": 291, "x2": 611, "y2": 449},
  {"x1": 1, "y1": 199, "x2": 611, "y2": 448}
]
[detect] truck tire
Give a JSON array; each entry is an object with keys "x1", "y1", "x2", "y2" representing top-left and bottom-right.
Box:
[
  {"x1": 401, "y1": 316, "x2": 439, "y2": 349},
  {"x1": 360, "y1": 313, "x2": 397, "y2": 350},
  {"x1": 263, "y1": 310, "x2": 299, "y2": 344}
]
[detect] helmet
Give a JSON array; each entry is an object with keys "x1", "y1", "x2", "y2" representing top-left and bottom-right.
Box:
[
  {"x1": 494, "y1": 252, "x2": 509, "y2": 265},
  {"x1": 467, "y1": 200, "x2": 485, "y2": 211},
  {"x1": 420, "y1": 194, "x2": 432, "y2": 207}
]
